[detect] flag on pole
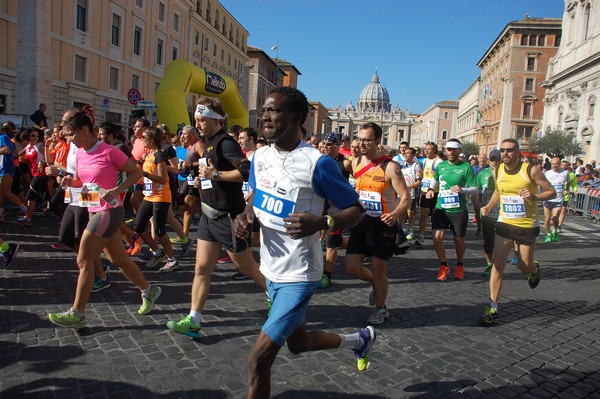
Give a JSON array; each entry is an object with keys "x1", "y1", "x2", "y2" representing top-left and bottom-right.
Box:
[
  {"x1": 477, "y1": 109, "x2": 482, "y2": 123},
  {"x1": 270, "y1": 45, "x2": 278, "y2": 51}
]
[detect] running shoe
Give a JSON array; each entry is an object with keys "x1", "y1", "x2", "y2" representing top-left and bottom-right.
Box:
[
  {"x1": 232, "y1": 271, "x2": 249, "y2": 280},
  {"x1": 1, "y1": 243, "x2": 19, "y2": 270},
  {"x1": 544, "y1": 234, "x2": 552, "y2": 243},
  {"x1": 138, "y1": 252, "x2": 153, "y2": 262},
  {"x1": 91, "y1": 275, "x2": 111, "y2": 292},
  {"x1": 217, "y1": 255, "x2": 232, "y2": 264},
  {"x1": 454, "y1": 265, "x2": 464, "y2": 280},
  {"x1": 552, "y1": 231, "x2": 559, "y2": 242},
  {"x1": 437, "y1": 265, "x2": 450, "y2": 281},
  {"x1": 405, "y1": 229, "x2": 414, "y2": 241},
  {"x1": 145, "y1": 251, "x2": 165, "y2": 269},
  {"x1": 138, "y1": 285, "x2": 162, "y2": 315},
  {"x1": 528, "y1": 261, "x2": 541, "y2": 289},
  {"x1": 414, "y1": 234, "x2": 424, "y2": 246},
  {"x1": 478, "y1": 306, "x2": 500, "y2": 327},
  {"x1": 125, "y1": 217, "x2": 135, "y2": 224},
  {"x1": 130, "y1": 237, "x2": 143, "y2": 256},
  {"x1": 16, "y1": 217, "x2": 31, "y2": 226},
  {"x1": 353, "y1": 326, "x2": 376, "y2": 372},
  {"x1": 159, "y1": 258, "x2": 180, "y2": 273},
  {"x1": 556, "y1": 226, "x2": 562, "y2": 233},
  {"x1": 170, "y1": 236, "x2": 188, "y2": 245},
  {"x1": 483, "y1": 263, "x2": 493, "y2": 277},
  {"x1": 51, "y1": 242, "x2": 71, "y2": 251},
  {"x1": 510, "y1": 254, "x2": 519, "y2": 266},
  {"x1": 166, "y1": 315, "x2": 202, "y2": 338},
  {"x1": 317, "y1": 273, "x2": 330, "y2": 288},
  {"x1": 367, "y1": 306, "x2": 389, "y2": 325},
  {"x1": 180, "y1": 238, "x2": 192, "y2": 258},
  {"x1": 368, "y1": 286, "x2": 376, "y2": 306},
  {"x1": 48, "y1": 308, "x2": 86, "y2": 329}
]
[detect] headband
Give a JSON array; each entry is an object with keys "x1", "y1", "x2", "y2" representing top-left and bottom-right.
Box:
[
  {"x1": 194, "y1": 104, "x2": 226, "y2": 120},
  {"x1": 446, "y1": 141, "x2": 461, "y2": 149}
]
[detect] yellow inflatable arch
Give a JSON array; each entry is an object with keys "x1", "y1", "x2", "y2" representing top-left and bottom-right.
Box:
[{"x1": 155, "y1": 60, "x2": 248, "y2": 132}]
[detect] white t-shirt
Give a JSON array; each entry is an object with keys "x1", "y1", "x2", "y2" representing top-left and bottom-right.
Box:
[{"x1": 544, "y1": 169, "x2": 569, "y2": 203}]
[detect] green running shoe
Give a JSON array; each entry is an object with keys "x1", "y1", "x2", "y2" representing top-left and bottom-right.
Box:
[
  {"x1": 317, "y1": 273, "x2": 331, "y2": 289},
  {"x1": 138, "y1": 285, "x2": 162, "y2": 315},
  {"x1": 552, "y1": 232, "x2": 559, "y2": 242},
  {"x1": 528, "y1": 261, "x2": 541, "y2": 289},
  {"x1": 48, "y1": 308, "x2": 86, "y2": 329},
  {"x1": 483, "y1": 263, "x2": 493, "y2": 277},
  {"x1": 544, "y1": 234, "x2": 552, "y2": 243},
  {"x1": 170, "y1": 236, "x2": 189, "y2": 245},
  {"x1": 478, "y1": 306, "x2": 499, "y2": 327},
  {"x1": 353, "y1": 326, "x2": 376, "y2": 371},
  {"x1": 167, "y1": 315, "x2": 201, "y2": 338}
]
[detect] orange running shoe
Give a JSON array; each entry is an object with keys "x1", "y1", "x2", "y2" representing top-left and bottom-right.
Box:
[
  {"x1": 454, "y1": 265, "x2": 464, "y2": 280},
  {"x1": 130, "y1": 237, "x2": 143, "y2": 256},
  {"x1": 437, "y1": 265, "x2": 450, "y2": 281}
]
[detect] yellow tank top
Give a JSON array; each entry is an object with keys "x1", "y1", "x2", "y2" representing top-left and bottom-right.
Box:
[
  {"x1": 496, "y1": 162, "x2": 538, "y2": 228},
  {"x1": 421, "y1": 157, "x2": 441, "y2": 193}
]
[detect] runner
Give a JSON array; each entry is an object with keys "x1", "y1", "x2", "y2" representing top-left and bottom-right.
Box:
[
  {"x1": 476, "y1": 149, "x2": 500, "y2": 277},
  {"x1": 557, "y1": 160, "x2": 578, "y2": 232},
  {"x1": 398, "y1": 147, "x2": 423, "y2": 240},
  {"x1": 48, "y1": 110, "x2": 161, "y2": 329},
  {"x1": 425, "y1": 139, "x2": 477, "y2": 281},
  {"x1": 479, "y1": 138, "x2": 556, "y2": 326},
  {"x1": 415, "y1": 142, "x2": 442, "y2": 246},
  {"x1": 543, "y1": 156, "x2": 569, "y2": 243},
  {"x1": 234, "y1": 87, "x2": 372, "y2": 398}
]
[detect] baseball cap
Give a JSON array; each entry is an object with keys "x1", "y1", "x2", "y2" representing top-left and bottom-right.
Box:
[{"x1": 489, "y1": 149, "x2": 500, "y2": 161}]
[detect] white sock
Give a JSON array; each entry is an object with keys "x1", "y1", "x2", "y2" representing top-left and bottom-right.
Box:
[
  {"x1": 339, "y1": 332, "x2": 361, "y2": 349},
  {"x1": 141, "y1": 285, "x2": 153, "y2": 296},
  {"x1": 190, "y1": 310, "x2": 201, "y2": 324},
  {"x1": 490, "y1": 301, "x2": 498, "y2": 311}
]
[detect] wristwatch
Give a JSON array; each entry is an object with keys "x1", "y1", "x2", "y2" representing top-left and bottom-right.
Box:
[
  {"x1": 212, "y1": 170, "x2": 219, "y2": 180},
  {"x1": 325, "y1": 215, "x2": 335, "y2": 231}
]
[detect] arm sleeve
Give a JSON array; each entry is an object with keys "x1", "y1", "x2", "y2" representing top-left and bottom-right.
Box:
[{"x1": 313, "y1": 156, "x2": 359, "y2": 209}]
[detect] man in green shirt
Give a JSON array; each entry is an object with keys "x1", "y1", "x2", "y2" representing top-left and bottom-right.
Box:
[{"x1": 425, "y1": 139, "x2": 477, "y2": 281}]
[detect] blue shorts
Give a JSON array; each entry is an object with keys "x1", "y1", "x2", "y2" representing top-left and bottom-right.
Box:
[
  {"x1": 544, "y1": 201, "x2": 562, "y2": 210},
  {"x1": 262, "y1": 279, "x2": 319, "y2": 347}
]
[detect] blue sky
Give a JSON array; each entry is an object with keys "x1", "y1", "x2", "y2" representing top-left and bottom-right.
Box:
[{"x1": 220, "y1": 0, "x2": 565, "y2": 114}]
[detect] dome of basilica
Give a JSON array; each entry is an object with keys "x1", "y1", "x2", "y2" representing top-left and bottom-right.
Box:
[{"x1": 357, "y1": 71, "x2": 391, "y2": 113}]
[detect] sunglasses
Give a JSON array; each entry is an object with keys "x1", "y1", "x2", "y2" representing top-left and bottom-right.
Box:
[{"x1": 499, "y1": 148, "x2": 516, "y2": 153}]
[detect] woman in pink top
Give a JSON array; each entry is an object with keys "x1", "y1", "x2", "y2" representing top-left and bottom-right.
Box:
[{"x1": 48, "y1": 110, "x2": 162, "y2": 330}]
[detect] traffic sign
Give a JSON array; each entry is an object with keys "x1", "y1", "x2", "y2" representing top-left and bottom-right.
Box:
[
  {"x1": 127, "y1": 88, "x2": 141, "y2": 105},
  {"x1": 137, "y1": 101, "x2": 157, "y2": 109},
  {"x1": 102, "y1": 98, "x2": 110, "y2": 111}
]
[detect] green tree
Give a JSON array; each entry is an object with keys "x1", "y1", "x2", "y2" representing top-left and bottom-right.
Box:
[
  {"x1": 459, "y1": 141, "x2": 480, "y2": 158},
  {"x1": 530, "y1": 129, "x2": 583, "y2": 158}
]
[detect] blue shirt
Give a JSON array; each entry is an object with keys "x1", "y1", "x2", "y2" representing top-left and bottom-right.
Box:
[
  {"x1": 175, "y1": 146, "x2": 188, "y2": 181},
  {"x1": 0, "y1": 133, "x2": 16, "y2": 177}
]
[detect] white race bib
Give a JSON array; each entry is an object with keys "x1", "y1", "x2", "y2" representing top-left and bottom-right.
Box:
[
  {"x1": 501, "y1": 195, "x2": 526, "y2": 218},
  {"x1": 440, "y1": 189, "x2": 460, "y2": 209},
  {"x1": 78, "y1": 183, "x2": 101, "y2": 207},
  {"x1": 359, "y1": 190, "x2": 383, "y2": 217},
  {"x1": 142, "y1": 177, "x2": 153, "y2": 196}
]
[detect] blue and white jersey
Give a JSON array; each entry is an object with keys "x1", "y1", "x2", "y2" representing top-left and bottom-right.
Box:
[
  {"x1": 544, "y1": 169, "x2": 569, "y2": 203},
  {"x1": 250, "y1": 140, "x2": 358, "y2": 283}
]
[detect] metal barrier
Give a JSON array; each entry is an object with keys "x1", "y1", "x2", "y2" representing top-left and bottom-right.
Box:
[{"x1": 566, "y1": 187, "x2": 600, "y2": 222}]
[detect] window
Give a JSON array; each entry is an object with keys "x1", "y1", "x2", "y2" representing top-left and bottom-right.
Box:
[
  {"x1": 528, "y1": 35, "x2": 536, "y2": 46},
  {"x1": 442, "y1": 130, "x2": 448, "y2": 140},
  {"x1": 156, "y1": 38, "x2": 164, "y2": 65},
  {"x1": 206, "y1": 1, "x2": 210, "y2": 23},
  {"x1": 399, "y1": 129, "x2": 405, "y2": 140},
  {"x1": 589, "y1": 95, "x2": 596, "y2": 119},
  {"x1": 196, "y1": 0, "x2": 201, "y2": 14},
  {"x1": 172, "y1": 46, "x2": 178, "y2": 60},
  {"x1": 537, "y1": 35, "x2": 545, "y2": 46},
  {"x1": 109, "y1": 67, "x2": 119, "y2": 91},
  {"x1": 213, "y1": 43, "x2": 217, "y2": 57},
  {"x1": 516, "y1": 126, "x2": 533, "y2": 138},
  {"x1": 158, "y1": 2, "x2": 165, "y2": 23},
  {"x1": 555, "y1": 35, "x2": 561, "y2": 47},
  {"x1": 76, "y1": 0, "x2": 87, "y2": 32},
  {"x1": 173, "y1": 13, "x2": 180, "y2": 32},
  {"x1": 215, "y1": 9, "x2": 219, "y2": 29},
  {"x1": 195, "y1": 30, "x2": 200, "y2": 46},
  {"x1": 228, "y1": 54, "x2": 231, "y2": 66},
  {"x1": 204, "y1": 37, "x2": 209, "y2": 51},
  {"x1": 444, "y1": 111, "x2": 449, "y2": 119},
  {"x1": 520, "y1": 34, "x2": 528, "y2": 46},
  {"x1": 525, "y1": 78, "x2": 535, "y2": 91},
  {"x1": 583, "y1": 4, "x2": 591, "y2": 39},
  {"x1": 222, "y1": 17, "x2": 226, "y2": 35},
  {"x1": 133, "y1": 26, "x2": 142, "y2": 56},
  {"x1": 111, "y1": 14, "x2": 121, "y2": 47},
  {"x1": 132, "y1": 74, "x2": 140, "y2": 90},
  {"x1": 527, "y1": 56, "x2": 536, "y2": 71},
  {"x1": 523, "y1": 103, "x2": 532, "y2": 118},
  {"x1": 74, "y1": 55, "x2": 87, "y2": 82},
  {"x1": 135, "y1": 0, "x2": 144, "y2": 8},
  {"x1": 221, "y1": 49, "x2": 224, "y2": 62}
]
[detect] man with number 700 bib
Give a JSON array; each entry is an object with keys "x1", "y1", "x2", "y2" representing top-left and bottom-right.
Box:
[{"x1": 478, "y1": 138, "x2": 556, "y2": 326}]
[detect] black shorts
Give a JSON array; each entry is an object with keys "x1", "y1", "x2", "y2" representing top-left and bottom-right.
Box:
[
  {"x1": 196, "y1": 212, "x2": 250, "y2": 254},
  {"x1": 544, "y1": 201, "x2": 562, "y2": 210},
  {"x1": 409, "y1": 197, "x2": 417, "y2": 211},
  {"x1": 326, "y1": 227, "x2": 343, "y2": 249},
  {"x1": 178, "y1": 179, "x2": 200, "y2": 198},
  {"x1": 134, "y1": 183, "x2": 144, "y2": 191},
  {"x1": 495, "y1": 222, "x2": 540, "y2": 246},
  {"x1": 346, "y1": 215, "x2": 396, "y2": 260},
  {"x1": 26, "y1": 175, "x2": 48, "y2": 201},
  {"x1": 419, "y1": 192, "x2": 437, "y2": 211},
  {"x1": 482, "y1": 216, "x2": 497, "y2": 256},
  {"x1": 431, "y1": 208, "x2": 468, "y2": 237}
]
